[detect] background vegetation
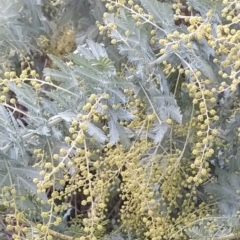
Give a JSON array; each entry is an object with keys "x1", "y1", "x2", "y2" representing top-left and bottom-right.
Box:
[{"x1": 0, "y1": 0, "x2": 240, "y2": 239}]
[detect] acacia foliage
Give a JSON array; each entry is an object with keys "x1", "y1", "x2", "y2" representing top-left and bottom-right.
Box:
[{"x1": 0, "y1": 0, "x2": 240, "y2": 239}]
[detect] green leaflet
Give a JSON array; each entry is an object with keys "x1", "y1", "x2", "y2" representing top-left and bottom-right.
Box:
[{"x1": 89, "y1": 57, "x2": 116, "y2": 75}]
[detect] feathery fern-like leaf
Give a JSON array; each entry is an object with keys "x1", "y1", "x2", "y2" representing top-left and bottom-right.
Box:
[
  {"x1": 86, "y1": 121, "x2": 108, "y2": 144},
  {"x1": 140, "y1": 0, "x2": 175, "y2": 30}
]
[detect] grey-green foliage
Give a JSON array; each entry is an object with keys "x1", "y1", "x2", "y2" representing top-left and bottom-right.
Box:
[
  {"x1": 204, "y1": 155, "x2": 240, "y2": 215},
  {"x1": 0, "y1": 0, "x2": 50, "y2": 57},
  {"x1": 185, "y1": 221, "x2": 233, "y2": 240},
  {"x1": 1, "y1": 0, "x2": 238, "y2": 238},
  {"x1": 0, "y1": 54, "x2": 66, "y2": 211},
  {"x1": 105, "y1": 8, "x2": 182, "y2": 142},
  {"x1": 98, "y1": 0, "x2": 240, "y2": 239},
  {"x1": 46, "y1": 40, "x2": 136, "y2": 148},
  {"x1": 0, "y1": 0, "x2": 184, "y2": 218},
  {"x1": 0, "y1": 0, "x2": 180, "y2": 188},
  {"x1": 140, "y1": 0, "x2": 175, "y2": 31},
  {"x1": 185, "y1": 151, "x2": 240, "y2": 239},
  {"x1": 187, "y1": 0, "x2": 224, "y2": 17},
  {"x1": 0, "y1": 39, "x2": 134, "y2": 208},
  {"x1": 0, "y1": 105, "x2": 46, "y2": 211}
]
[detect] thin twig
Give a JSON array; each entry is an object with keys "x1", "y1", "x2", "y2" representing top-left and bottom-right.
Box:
[{"x1": 148, "y1": 53, "x2": 171, "y2": 69}]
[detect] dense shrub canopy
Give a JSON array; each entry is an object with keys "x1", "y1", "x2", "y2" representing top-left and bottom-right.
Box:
[{"x1": 0, "y1": 0, "x2": 240, "y2": 239}]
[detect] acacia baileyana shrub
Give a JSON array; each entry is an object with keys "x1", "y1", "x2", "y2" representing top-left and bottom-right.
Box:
[{"x1": 0, "y1": 0, "x2": 239, "y2": 239}]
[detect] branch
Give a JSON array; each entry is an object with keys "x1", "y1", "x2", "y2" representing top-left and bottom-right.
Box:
[
  {"x1": 47, "y1": 228, "x2": 75, "y2": 240},
  {"x1": 148, "y1": 53, "x2": 171, "y2": 69}
]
